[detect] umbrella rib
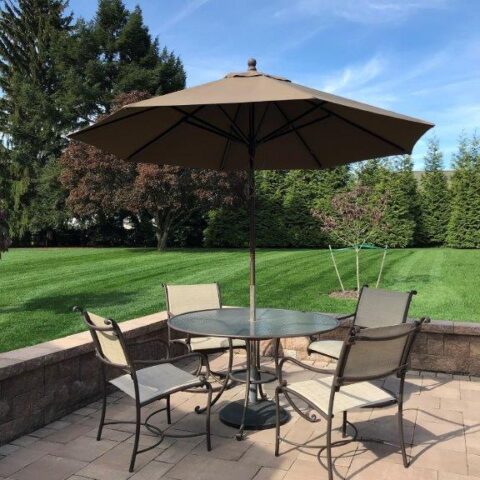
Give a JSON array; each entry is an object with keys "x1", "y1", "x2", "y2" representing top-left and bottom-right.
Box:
[
  {"x1": 216, "y1": 105, "x2": 249, "y2": 144},
  {"x1": 264, "y1": 113, "x2": 331, "y2": 143},
  {"x1": 219, "y1": 105, "x2": 242, "y2": 170},
  {"x1": 127, "y1": 105, "x2": 205, "y2": 161},
  {"x1": 319, "y1": 105, "x2": 408, "y2": 153},
  {"x1": 71, "y1": 107, "x2": 158, "y2": 137},
  {"x1": 273, "y1": 102, "x2": 323, "y2": 168},
  {"x1": 257, "y1": 102, "x2": 324, "y2": 145},
  {"x1": 184, "y1": 118, "x2": 244, "y2": 144},
  {"x1": 173, "y1": 107, "x2": 246, "y2": 145},
  {"x1": 254, "y1": 102, "x2": 271, "y2": 140}
]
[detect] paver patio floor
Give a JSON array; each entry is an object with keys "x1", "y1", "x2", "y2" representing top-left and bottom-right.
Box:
[{"x1": 1, "y1": 354, "x2": 480, "y2": 480}]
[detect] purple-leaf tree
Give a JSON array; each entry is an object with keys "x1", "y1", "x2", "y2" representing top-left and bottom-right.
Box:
[
  {"x1": 312, "y1": 185, "x2": 388, "y2": 293},
  {"x1": 0, "y1": 208, "x2": 11, "y2": 259}
]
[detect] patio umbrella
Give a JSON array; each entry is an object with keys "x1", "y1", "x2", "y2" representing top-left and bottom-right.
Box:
[{"x1": 69, "y1": 58, "x2": 433, "y2": 321}]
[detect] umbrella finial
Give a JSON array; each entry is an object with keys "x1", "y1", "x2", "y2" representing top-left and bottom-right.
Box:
[{"x1": 247, "y1": 58, "x2": 257, "y2": 71}]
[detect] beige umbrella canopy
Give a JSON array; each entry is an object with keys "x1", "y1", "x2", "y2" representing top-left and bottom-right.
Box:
[
  {"x1": 70, "y1": 59, "x2": 433, "y2": 319},
  {"x1": 71, "y1": 59, "x2": 433, "y2": 170}
]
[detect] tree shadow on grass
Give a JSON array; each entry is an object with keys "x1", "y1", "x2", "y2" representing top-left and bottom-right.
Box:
[
  {"x1": 3, "y1": 291, "x2": 137, "y2": 315},
  {"x1": 123, "y1": 247, "x2": 248, "y2": 255}
]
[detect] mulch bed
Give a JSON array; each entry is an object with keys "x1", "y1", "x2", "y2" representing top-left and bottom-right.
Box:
[{"x1": 328, "y1": 290, "x2": 359, "y2": 300}]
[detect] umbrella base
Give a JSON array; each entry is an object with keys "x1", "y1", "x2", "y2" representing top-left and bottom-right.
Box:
[{"x1": 219, "y1": 399, "x2": 290, "y2": 430}]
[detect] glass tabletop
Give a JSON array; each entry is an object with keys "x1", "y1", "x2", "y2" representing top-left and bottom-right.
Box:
[{"x1": 168, "y1": 307, "x2": 338, "y2": 340}]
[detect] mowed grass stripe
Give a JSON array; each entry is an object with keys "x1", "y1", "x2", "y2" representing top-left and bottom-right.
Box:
[{"x1": 0, "y1": 247, "x2": 479, "y2": 352}]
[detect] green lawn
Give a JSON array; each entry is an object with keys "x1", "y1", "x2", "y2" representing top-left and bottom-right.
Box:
[{"x1": 0, "y1": 247, "x2": 479, "y2": 352}]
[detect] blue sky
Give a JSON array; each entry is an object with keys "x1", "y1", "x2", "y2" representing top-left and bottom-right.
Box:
[{"x1": 69, "y1": 0, "x2": 480, "y2": 168}]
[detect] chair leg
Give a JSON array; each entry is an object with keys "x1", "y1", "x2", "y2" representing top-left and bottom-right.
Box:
[
  {"x1": 129, "y1": 401, "x2": 142, "y2": 472},
  {"x1": 97, "y1": 372, "x2": 107, "y2": 441},
  {"x1": 274, "y1": 387, "x2": 281, "y2": 456},
  {"x1": 205, "y1": 382, "x2": 213, "y2": 451},
  {"x1": 398, "y1": 375, "x2": 409, "y2": 468},
  {"x1": 236, "y1": 342, "x2": 251, "y2": 441},
  {"x1": 398, "y1": 400, "x2": 408, "y2": 467},
  {"x1": 342, "y1": 411, "x2": 347, "y2": 438},
  {"x1": 326, "y1": 416, "x2": 333, "y2": 480},
  {"x1": 196, "y1": 347, "x2": 234, "y2": 414},
  {"x1": 166, "y1": 395, "x2": 171, "y2": 425}
]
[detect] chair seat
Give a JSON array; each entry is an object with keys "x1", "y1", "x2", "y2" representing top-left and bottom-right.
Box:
[
  {"x1": 287, "y1": 376, "x2": 395, "y2": 415},
  {"x1": 110, "y1": 363, "x2": 201, "y2": 404},
  {"x1": 178, "y1": 336, "x2": 246, "y2": 351},
  {"x1": 308, "y1": 340, "x2": 343, "y2": 359}
]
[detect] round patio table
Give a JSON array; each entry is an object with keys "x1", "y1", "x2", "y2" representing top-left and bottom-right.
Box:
[{"x1": 168, "y1": 307, "x2": 338, "y2": 439}]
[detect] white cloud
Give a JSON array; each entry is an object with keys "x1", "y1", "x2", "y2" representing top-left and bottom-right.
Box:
[
  {"x1": 321, "y1": 55, "x2": 386, "y2": 94},
  {"x1": 275, "y1": 0, "x2": 449, "y2": 25},
  {"x1": 160, "y1": 0, "x2": 211, "y2": 32},
  {"x1": 290, "y1": 38, "x2": 480, "y2": 168}
]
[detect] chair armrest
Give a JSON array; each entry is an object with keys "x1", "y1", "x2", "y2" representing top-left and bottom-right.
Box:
[
  {"x1": 169, "y1": 338, "x2": 191, "y2": 354},
  {"x1": 133, "y1": 352, "x2": 210, "y2": 378},
  {"x1": 277, "y1": 356, "x2": 335, "y2": 385},
  {"x1": 309, "y1": 313, "x2": 353, "y2": 342}
]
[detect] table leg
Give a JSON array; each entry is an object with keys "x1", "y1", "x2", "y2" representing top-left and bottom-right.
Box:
[
  {"x1": 219, "y1": 339, "x2": 290, "y2": 439},
  {"x1": 249, "y1": 340, "x2": 260, "y2": 403}
]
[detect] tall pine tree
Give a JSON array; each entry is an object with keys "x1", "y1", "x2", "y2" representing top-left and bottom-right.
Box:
[
  {"x1": 0, "y1": 0, "x2": 186, "y2": 244},
  {"x1": 419, "y1": 137, "x2": 450, "y2": 246},
  {"x1": 447, "y1": 134, "x2": 480, "y2": 248},
  {"x1": 284, "y1": 167, "x2": 350, "y2": 247},
  {"x1": 357, "y1": 157, "x2": 420, "y2": 247},
  {"x1": 0, "y1": 0, "x2": 75, "y2": 242},
  {"x1": 76, "y1": 0, "x2": 186, "y2": 115}
]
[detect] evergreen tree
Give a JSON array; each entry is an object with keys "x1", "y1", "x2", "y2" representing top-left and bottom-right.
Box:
[
  {"x1": 204, "y1": 167, "x2": 351, "y2": 248},
  {"x1": 256, "y1": 171, "x2": 288, "y2": 247},
  {"x1": 447, "y1": 134, "x2": 480, "y2": 248},
  {"x1": 0, "y1": 207, "x2": 10, "y2": 258},
  {"x1": 0, "y1": 0, "x2": 186, "y2": 245},
  {"x1": 29, "y1": 158, "x2": 69, "y2": 245},
  {"x1": 0, "y1": 0, "x2": 75, "y2": 241},
  {"x1": 357, "y1": 157, "x2": 419, "y2": 247},
  {"x1": 284, "y1": 167, "x2": 350, "y2": 247},
  {"x1": 78, "y1": 0, "x2": 186, "y2": 114},
  {"x1": 355, "y1": 159, "x2": 388, "y2": 188},
  {"x1": 419, "y1": 137, "x2": 450, "y2": 245}
]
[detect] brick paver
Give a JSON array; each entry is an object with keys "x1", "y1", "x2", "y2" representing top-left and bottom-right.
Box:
[{"x1": 0, "y1": 355, "x2": 479, "y2": 479}]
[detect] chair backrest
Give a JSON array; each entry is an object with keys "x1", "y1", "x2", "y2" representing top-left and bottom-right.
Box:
[
  {"x1": 77, "y1": 309, "x2": 131, "y2": 370},
  {"x1": 164, "y1": 283, "x2": 221, "y2": 317},
  {"x1": 335, "y1": 321, "x2": 422, "y2": 385},
  {"x1": 354, "y1": 287, "x2": 416, "y2": 328}
]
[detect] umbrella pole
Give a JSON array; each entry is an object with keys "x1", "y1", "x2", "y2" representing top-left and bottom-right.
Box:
[
  {"x1": 247, "y1": 114, "x2": 260, "y2": 406},
  {"x1": 248, "y1": 100, "x2": 257, "y2": 323},
  {"x1": 248, "y1": 155, "x2": 256, "y2": 322}
]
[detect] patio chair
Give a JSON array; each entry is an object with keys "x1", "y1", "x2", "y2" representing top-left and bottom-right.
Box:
[
  {"x1": 275, "y1": 319, "x2": 425, "y2": 480},
  {"x1": 164, "y1": 283, "x2": 246, "y2": 384},
  {"x1": 74, "y1": 307, "x2": 212, "y2": 473},
  {"x1": 308, "y1": 286, "x2": 417, "y2": 360}
]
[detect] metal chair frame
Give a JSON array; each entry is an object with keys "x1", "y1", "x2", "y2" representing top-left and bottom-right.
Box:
[
  {"x1": 164, "y1": 283, "x2": 247, "y2": 410},
  {"x1": 276, "y1": 319, "x2": 426, "y2": 480},
  {"x1": 308, "y1": 285, "x2": 418, "y2": 358},
  {"x1": 74, "y1": 306, "x2": 212, "y2": 472}
]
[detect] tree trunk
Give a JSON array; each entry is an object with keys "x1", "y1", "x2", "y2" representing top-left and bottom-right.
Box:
[
  {"x1": 355, "y1": 247, "x2": 360, "y2": 294},
  {"x1": 154, "y1": 210, "x2": 172, "y2": 251},
  {"x1": 156, "y1": 228, "x2": 169, "y2": 251}
]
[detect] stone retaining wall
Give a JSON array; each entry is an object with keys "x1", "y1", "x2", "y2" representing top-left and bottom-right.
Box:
[
  {"x1": 268, "y1": 317, "x2": 480, "y2": 376},
  {"x1": 0, "y1": 313, "x2": 169, "y2": 445},
  {"x1": 2, "y1": 311, "x2": 480, "y2": 445}
]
